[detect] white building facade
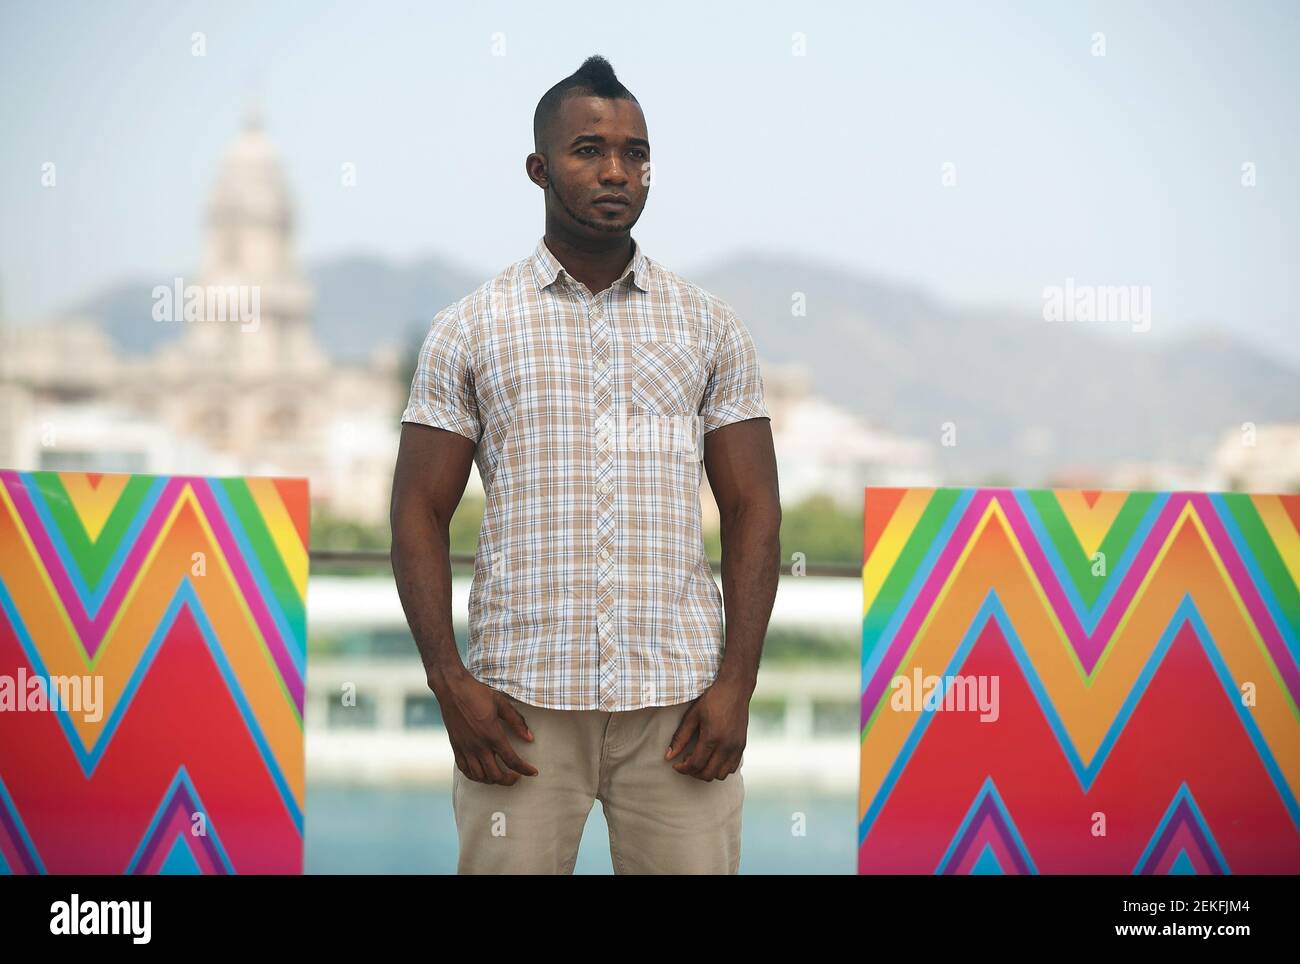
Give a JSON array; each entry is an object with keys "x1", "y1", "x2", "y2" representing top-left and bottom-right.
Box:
[{"x1": 0, "y1": 109, "x2": 403, "y2": 527}]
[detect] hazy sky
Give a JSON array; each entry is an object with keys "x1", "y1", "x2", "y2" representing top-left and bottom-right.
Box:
[{"x1": 2, "y1": 0, "x2": 1297, "y2": 363}]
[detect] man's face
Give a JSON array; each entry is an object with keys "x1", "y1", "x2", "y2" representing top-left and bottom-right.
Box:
[{"x1": 542, "y1": 95, "x2": 650, "y2": 236}]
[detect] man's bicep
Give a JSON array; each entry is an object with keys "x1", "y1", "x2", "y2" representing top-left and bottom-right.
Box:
[
  {"x1": 392, "y1": 422, "x2": 477, "y2": 524},
  {"x1": 703, "y1": 417, "x2": 779, "y2": 517}
]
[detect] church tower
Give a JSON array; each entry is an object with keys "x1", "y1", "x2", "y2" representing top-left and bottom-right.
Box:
[
  {"x1": 190, "y1": 102, "x2": 325, "y2": 375},
  {"x1": 172, "y1": 103, "x2": 330, "y2": 469}
]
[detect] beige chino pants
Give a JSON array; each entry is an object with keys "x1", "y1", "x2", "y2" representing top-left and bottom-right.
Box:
[{"x1": 452, "y1": 692, "x2": 744, "y2": 874}]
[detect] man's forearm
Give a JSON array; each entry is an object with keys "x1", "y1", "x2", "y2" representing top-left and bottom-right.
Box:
[
  {"x1": 714, "y1": 499, "x2": 781, "y2": 691},
  {"x1": 390, "y1": 505, "x2": 468, "y2": 692}
]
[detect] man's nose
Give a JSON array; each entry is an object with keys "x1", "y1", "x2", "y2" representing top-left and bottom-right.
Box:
[{"x1": 599, "y1": 156, "x2": 630, "y2": 184}]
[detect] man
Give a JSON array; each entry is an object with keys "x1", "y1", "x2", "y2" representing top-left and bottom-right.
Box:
[{"x1": 390, "y1": 54, "x2": 781, "y2": 875}]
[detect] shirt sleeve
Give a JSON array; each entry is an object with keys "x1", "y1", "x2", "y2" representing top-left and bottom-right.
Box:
[
  {"x1": 699, "y1": 303, "x2": 770, "y2": 434},
  {"x1": 400, "y1": 305, "x2": 481, "y2": 443}
]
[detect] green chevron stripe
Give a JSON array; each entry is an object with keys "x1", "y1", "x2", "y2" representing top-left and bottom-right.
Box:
[
  {"x1": 217, "y1": 478, "x2": 306, "y2": 650},
  {"x1": 27, "y1": 472, "x2": 158, "y2": 590},
  {"x1": 1222, "y1": 493, "x2": 1300, "y2": 642}
]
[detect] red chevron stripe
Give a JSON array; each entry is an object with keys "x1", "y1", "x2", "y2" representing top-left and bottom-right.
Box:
[
  {"x1": 0, "y1": 600, "x2": 301, "y2": 873},
  {"x1": 860, "y1": 616, "x2": 1300, "y2": 873}
]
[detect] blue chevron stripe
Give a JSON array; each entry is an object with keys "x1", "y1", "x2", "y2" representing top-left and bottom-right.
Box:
[
  {"x1": 934, "y1": 776, "x2": 1037, "y2": 874},
  {"x1": 124, "y1": 765, "x2": 236, "y2": 874},
  {"x1": 860, "y1": 592, "x2": 1300, "y2": 846},
  {"x1": 15, "y1": 472, "x2": 169, "y2": 621},
  {"x1": 0, "y1": 774, "x2": 45, "y2": 874},
  {"x1": 1207, "y1": 492, "x2": 1299, "y2": 661},
  {"x1": 201, "y1": 479, "x2": 306, "y2": 674},
  {"x1": 0, "y1": 578, "x2": 303, "y2": 836},
  {"x1": 862, "y1": 488, "x2": 977, "y2": 679},
  {"x1": 863, "y1": 492, "x2": 1287, "y2": 693},
  {"x1": 1011, "y1": 489, "x2": 1169, "y2": 633},
  {"x1": 1133, "y1": 783, "x2": 1230, "y2": 874}
]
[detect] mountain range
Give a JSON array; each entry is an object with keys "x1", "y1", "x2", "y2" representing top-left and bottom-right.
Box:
[{"x1": 69, "y1": 250, "x2": 1299, "y2": 485}]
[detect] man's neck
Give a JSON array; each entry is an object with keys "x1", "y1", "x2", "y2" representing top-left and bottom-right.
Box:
[{"x1": 545, "y1": 231, "x2": 633, "y2": 295}]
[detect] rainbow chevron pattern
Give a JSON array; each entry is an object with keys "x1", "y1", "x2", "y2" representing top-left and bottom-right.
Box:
[
  {"x1": 860, "y1": 487, "x2": 1300, "y2": 874},
  {"x1": 0, "y1": 470, "x2": 309, "y2": 874}
]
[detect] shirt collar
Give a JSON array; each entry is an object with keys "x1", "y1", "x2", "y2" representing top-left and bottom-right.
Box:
[{"x1": 531, "y1": 235, "x2": 651, "y2": 293}]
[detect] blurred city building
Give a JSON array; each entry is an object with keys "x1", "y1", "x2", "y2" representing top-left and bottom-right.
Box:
[
  {"x1": 0, "y1": 106, "x2": 403, "y2": 525},
  {"x1": 1045, "y1": 422, "x2": 1300, "y2": 494},
  {"x1": 698, "y1": 363, "x2": 938, "y2": 529},
  {"x1": 1210, "y1": 422, "x2": 1300, "y2": 493}
]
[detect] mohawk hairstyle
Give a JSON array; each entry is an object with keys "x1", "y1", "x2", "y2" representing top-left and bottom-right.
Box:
[{"x1": 533, "y1": 54, "x2": 639, "y2": 155}]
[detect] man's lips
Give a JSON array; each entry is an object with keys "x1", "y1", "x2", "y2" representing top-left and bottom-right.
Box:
[{"x1": 594, "y1": 196, "x2": 629, "y2": 206}]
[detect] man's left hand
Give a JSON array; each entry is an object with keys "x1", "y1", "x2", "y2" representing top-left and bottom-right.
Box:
[{"x1": 664, "y1": 676, "x2": 752, "y2": 781}]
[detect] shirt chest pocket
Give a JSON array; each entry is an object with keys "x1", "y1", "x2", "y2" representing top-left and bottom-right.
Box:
[{"x1": 630, "y1": 338, "x2": 705, "y2": 416}]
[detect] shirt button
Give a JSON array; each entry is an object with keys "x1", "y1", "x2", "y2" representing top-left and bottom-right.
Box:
[
  {"x1": 600, "y1": 480, "x2": 613, "y2": 494},
  {"x1": 599, "y1": 548, "x2": 610, "y2": 562},
  {"x1": 595, "y1": 357, "x2": 608, "y2": 372}
]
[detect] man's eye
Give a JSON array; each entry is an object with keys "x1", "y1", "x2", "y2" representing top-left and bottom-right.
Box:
[{"x1": 578, "y1": 146, "x2": 598, "y2": 155}]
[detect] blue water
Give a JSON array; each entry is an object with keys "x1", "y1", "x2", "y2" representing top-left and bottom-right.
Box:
[{"x1": 305, "y1": 783, "x2": 855, "y2": 874}]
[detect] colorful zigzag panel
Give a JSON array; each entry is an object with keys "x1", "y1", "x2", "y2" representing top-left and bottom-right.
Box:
[
  {"x1": 860, "y1": 487, "x2": 1300, "y2": 874},
  {"x1": 0, "y1": 470, "x2": 309, "y2": 874}
]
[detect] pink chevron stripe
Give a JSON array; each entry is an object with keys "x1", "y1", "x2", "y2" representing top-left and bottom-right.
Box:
[
  {"x1": 2, "y1": 473, "x2": 189, "y2": 658},
  {"x1": 864, "y1": 492, "x2": 1220, "y2": 711},
  {"x1": 189, "y1": 480, "x2": 303, "y2": 701},
  {"x1": 3, "y1": 472, "x2": 303, "y2": 702},
  {"x1": 82, "y1": 478, "x2": 191, "y2": 656},
  {"x1": 947, "y1": 822, "x2": 1027, "y2": 875},
  {"x1": 998, "y1": 491, "x2": 1191, "y2": 672},
  {"x1": 995, "y1": 492, "x2": 1297, "y2": 699},
  {"x1": 1190, "y1": 493, "x2": 1300, "y2": 699},
  {"x1": 865, "y1": 489, "x2": 1299, "y2": 712},
  {"x1": 997, "y1": 494, "x2": 1092, "y2": 659},
  {"x1": 1, "y1": 469, "x2": 89, "y2": 641},
  {"x1": 862, "y1": 490, "x2": 996, "y2": 714},
  {"x1": 133, "y1": 792, "x2": 227, "y2": 874},
  {"x1": 0, "y1": 797, "x2": 38, "y2": 874},
  {"x1": 1147, "y1": 825, "x2": 1217, "y2": 875},
  {"x1": 1078, "y1": 494, "x2": 1204, "y2": 669},
  {"x1": 2, "y1": 476, "x2": 305, "y2": 704}
]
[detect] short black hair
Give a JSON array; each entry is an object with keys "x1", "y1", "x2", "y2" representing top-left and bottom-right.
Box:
[{"x1": 533, "y1": 55, "x2": 639, "y2": 155}]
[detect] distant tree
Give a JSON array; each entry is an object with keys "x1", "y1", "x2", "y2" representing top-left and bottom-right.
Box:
[
  {"x1": 448, "y1": 495, "x2": 485, "y2": 557},
  {"x1": 704, "y1": 491, "x2": 863, "y2": 569},
  {"x1": 308, "y1": 504, "x2": 391, "y2": 576},
  {"x1": 309, "y1": 493, "x2": 485, "y2": 574},
  {"x1": 310, "y1": 504, "x2": 389, "y2": 552}
]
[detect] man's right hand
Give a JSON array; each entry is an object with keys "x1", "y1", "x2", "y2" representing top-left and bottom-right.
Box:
[{"x1": 432, "y1": 670, "x2": 538, "y2": 786}]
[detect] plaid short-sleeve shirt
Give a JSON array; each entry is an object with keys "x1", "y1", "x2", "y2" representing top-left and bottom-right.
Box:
[{"x1": 401, "y1": 235, "x2": 770, "y2": 711}]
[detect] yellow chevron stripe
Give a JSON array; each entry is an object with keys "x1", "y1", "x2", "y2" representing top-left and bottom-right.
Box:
[
  {"x1": 863, "y1": 489, "x2": 934, "y2": 615},
  {"x1": 59, "y1": 473, "x2": 131, "y2": 542},
  {"x1": 1255, "y1": 494, "x2": 1300, "y2": 592},
  {"x1": 5, "y1": 483, "x2": 304, "y2": 808},
  {"x1": 108, "y1": 484, "x2": 303, "y2": 803},
  {"x1": 0, "y1": 481, "x2": 88, "y2": 663},
  {"x1": 860, "y1": 496, "x2": 1298, "y2": 818},
  {"x1": 1055, "y1": 489, "x2": 1128, "y2": 559},
  {"x1": 246, "y1": 478, "x2": 308, "y2": 598}
]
